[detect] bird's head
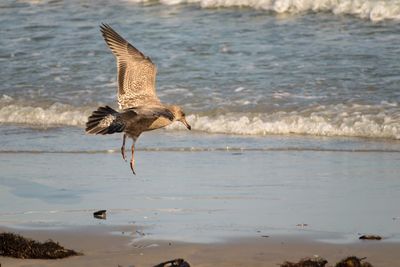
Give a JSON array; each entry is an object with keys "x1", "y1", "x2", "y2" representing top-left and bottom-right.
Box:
[{"x1": 170, "y1": 105, "x2": 191, "y2": 130}]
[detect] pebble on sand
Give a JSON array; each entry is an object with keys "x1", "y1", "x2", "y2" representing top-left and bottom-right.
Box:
[
  {"x1": 359, "y1": 235, "x2": 382, "y2": 240},
  {"x1": 93, "y1": 210, "x2": 107, "y2": 220},
  {"x1": 153, "y1": 258, "x2": 191, "y2": 267}
]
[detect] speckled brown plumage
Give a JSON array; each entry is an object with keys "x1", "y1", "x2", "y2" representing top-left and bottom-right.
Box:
[
  {"x1": 86, "y1": 24, "x2": 191, "y2": 174},
  {"x1": 100, "y1": 23, "x2": 160, "y2": 109}
]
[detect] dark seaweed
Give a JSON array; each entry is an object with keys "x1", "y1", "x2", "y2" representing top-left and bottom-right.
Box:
[
  {"x1": 280, "y1": 257, "x2": 328, "y2": 267},
  {"x1": 0, "y1": 232, "x2": 81, "y2": 259},
  {"x1": 153, "y1": 258, "x2": 191, "y2": 267}
]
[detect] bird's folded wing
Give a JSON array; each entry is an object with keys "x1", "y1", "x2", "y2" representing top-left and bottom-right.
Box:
[
  {"x1": 100, "y1": 24, "x2": 160, "y2": 109},
  {"x1": 125, "y1": 106, "x2": 174, "y2": 121}
]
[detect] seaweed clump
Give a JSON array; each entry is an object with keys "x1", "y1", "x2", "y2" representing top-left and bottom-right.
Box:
[
  {"x1": 279, "y1": 256, "x2": 374, "y2": 267},
  {"x1": 0, "y1": 232, "x2": 81, "y2": 259},
  {"x1": 153, "y1": 258, "x2": 191, "y2": 267},
  {"x1": 280, "y1": 256, "x2": 328, "y2": 267},
  {"x1": 335, "y1": 256, "x2": 373, "y2": 267}
]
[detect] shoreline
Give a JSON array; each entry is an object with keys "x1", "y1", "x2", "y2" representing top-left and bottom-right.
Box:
[
  {"x1": 2, "y1": 130, "x2": 400, "y2": 266},
  {"x1": 1, "y1": 148, "x2": 400, "y2": 246},
  {"x1": 1, "y1": 224, "x2": 400, "y2": 267}
]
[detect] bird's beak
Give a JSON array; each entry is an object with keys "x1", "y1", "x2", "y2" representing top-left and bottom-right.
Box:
[{"x1": 181, "y1": 118, "x2": 191, "y2": 130}]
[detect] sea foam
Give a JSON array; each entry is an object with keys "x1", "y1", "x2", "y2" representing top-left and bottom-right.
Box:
[
  {"x1": 2, "y1": 97, "x2": 398, "y2": 139},
  {"x1": 0, "y1": 101, "x2": 91, "y2": 127},
  {"x1": 169, "y1": 102, "x2": 400, "y2": 139},
  {"x1": 125, "y1": 0, "x2": 400, "y2": 22}
]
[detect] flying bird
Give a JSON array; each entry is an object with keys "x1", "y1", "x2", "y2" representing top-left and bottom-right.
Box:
[{"x1": 86, "y1": 24, "x2": 191, "y2": 174}]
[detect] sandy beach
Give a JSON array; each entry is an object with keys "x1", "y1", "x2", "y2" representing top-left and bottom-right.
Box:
[
  {"x1": 1, "y1": 0, "x2": 400, "y2": 266},
  {"x1": 1, "y1": 131, "x2": 400, "y2": 266},
  {"x1": 1, "y1": 225, "x2": 400, "y2": 267}
]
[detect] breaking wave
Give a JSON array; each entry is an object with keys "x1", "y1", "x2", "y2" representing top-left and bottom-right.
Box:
[
  {"x1": 125, "y1": 0, "x2": 400, "y2": 22},
  {"x1": 171, "y1": 102, "x2": 400, "y2": 139},
  {"x1": 0, "y1": 97, "x2": 91, "y2": 127},
  {"x1": 1, "y1": 96, "x2": 399, "y2": 139}
]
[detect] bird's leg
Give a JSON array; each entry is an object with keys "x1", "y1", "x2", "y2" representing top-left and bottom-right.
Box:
[
  {"x1": 130, "y1": 141, "x2": 136, "y2": 175},
  {"x1": 121, "y1": 134, "x2": 127, "y2": 162}
]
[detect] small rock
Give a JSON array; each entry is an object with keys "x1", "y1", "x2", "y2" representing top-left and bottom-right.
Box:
[
  {"x1": 153, "y1": 258, "x2": 190, "y2": 267},
  {"x1": 359, "y1": 235, "x2": 382, "y2": 240},
  {"x1": 93, "y1": 210, "x2": 106, "y2": 220}
]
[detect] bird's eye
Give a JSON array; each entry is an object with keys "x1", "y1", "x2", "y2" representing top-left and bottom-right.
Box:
[{"x1": 182, "y1": 112, "x2": 185, "y2": 116}]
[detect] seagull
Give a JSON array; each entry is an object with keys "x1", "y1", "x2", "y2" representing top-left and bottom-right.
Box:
[{"x1": 86, "y1": 24, "x2": 191, "y2": 174}]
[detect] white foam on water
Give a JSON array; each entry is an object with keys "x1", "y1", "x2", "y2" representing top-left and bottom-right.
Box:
[
  {"x1": 1, "y1": 97, "x2": 399, "y2": 139},
  {"x1": 123, "y1": 0, "x2": 400, "y2": 22},
  {"x1": 168, "y1": 102, "x2": 400, "y2": 139},
  {"x1": 0, "y1": 98, "x2": 92, "y2": 127}
]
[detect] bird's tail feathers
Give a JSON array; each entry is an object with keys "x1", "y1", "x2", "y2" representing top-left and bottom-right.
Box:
[{"x1": 86, "y1": 106, "x2": 125, "y2": 135}]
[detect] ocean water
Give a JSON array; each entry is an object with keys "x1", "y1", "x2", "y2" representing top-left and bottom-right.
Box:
[
  {"x1": 1, "y1": 0, "x2": 400, "y2": 242},
  {"x1": 1, "y1": 0, "x2": 400, "y2": 139}
]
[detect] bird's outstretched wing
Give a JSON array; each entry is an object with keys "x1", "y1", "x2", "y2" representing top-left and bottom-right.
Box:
[{"x1": 100, "y1": 24, "x2": 160, "y2": 109}]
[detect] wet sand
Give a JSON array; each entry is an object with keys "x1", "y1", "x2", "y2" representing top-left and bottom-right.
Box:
[
  {"x1": 1, "y1": 131, "x2": 400, "y2": 266},
  {"x1": 1, "y1": 225, "x2": 400, "y2": 267},
  {"x1": 1, "y1": 144, "x2": 400, "y2": 242}
]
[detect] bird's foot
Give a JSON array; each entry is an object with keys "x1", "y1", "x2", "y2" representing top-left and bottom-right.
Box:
[
  {"x1": 121, "y1": 146, "x2": 127, "y2": 162},
  {"x1": 130, "y1": 160, "x2": 136, "y2": 175}
]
